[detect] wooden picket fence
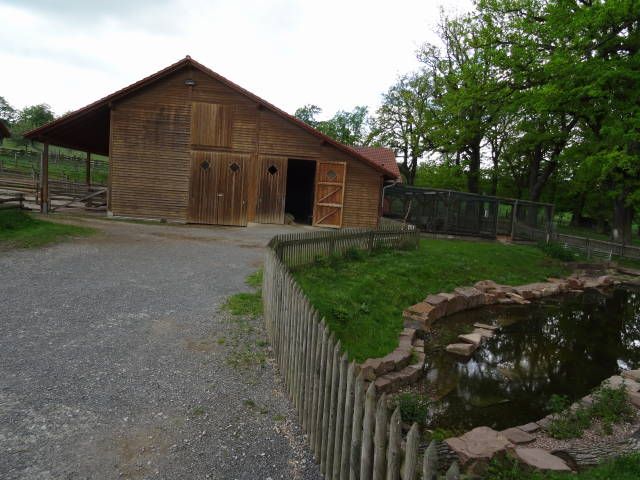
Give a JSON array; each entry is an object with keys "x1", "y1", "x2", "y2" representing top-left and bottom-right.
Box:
[
  {"x1": 268, "y1": 223, "x2": 420, "y2": 269},
  {"x1": 263, "y1": 226, "x2": 459, "y2": 479}
]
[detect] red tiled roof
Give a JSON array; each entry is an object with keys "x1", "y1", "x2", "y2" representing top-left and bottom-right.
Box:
[
  {"x1": 25, "y1": 56, "x2": 395, "y2": 178},
  {"x1": 353, "y1": 146, "x2": 401, "y2": 180}
]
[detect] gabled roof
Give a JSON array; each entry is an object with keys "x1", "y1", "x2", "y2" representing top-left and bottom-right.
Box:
[
  {"x1": 353, "y1": 146, "x2": 401, "y2": 180},
  {"x1": 25, "y1": 56, "x2": 395, "y2": 178},
  {"x1": 0, "y1": 120, "x2": 10, "y2": 139}
]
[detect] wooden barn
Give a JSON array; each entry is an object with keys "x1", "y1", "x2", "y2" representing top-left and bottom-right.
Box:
[{"x1": 25, "y1": 56, "x2": 398, "y2": 228}]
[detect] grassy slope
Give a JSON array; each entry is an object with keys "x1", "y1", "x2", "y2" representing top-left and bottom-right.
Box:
[
  {"x1": 0, "y1": 209, "x2": 94, "y2": 249},
  {"x1": 294, "y1": 239, "x2": 570, "y2": 362}
]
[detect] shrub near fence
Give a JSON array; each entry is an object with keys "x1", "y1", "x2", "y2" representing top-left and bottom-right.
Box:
[{"x1": 263, "y1": 226, "x2": 456, "y2": 479}]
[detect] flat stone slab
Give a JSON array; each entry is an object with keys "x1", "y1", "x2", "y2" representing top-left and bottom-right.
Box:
[
  {"x1": 446, "y1": 342, "x2": 477, "y2": 356},
  {"x1": 445, "y1": 427, "x2": 511, "y2": 468},
  {"x1": 602, "y1": 375, "x2": 640, "y2": 392},
  {"x1": 622, "y1": 369, "x2": 640, "y2": 382},
  {"x1": 501, "y1": 427, "x2": 535, "y2": 445},
  {"x1": 459, "y1": 333, "x2": 483, "y2": 346},
  {"x1": 517, "y1": 422, "x2": 540, "y2": 434},
  {"x1": 473, "y1": 328, "x2": 494, "y2": 339},
  {"x1": 473, "y1": 322, "x2": 499, "y2": 331},
  {"x1": 513, "y1": 448, "x2": 571, "y2": 471}
]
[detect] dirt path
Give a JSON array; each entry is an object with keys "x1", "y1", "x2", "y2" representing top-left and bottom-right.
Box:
[{"x1": 0, "y1": 218, "x2": 321, "y2": 480}]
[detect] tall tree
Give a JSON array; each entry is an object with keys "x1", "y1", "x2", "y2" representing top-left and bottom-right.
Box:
[{"x1": 294, "y1": 104, "x2": 370, "y2": 146}]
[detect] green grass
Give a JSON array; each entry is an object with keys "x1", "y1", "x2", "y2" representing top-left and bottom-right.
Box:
[
  {"x1": 0, "y1": 208, "x2": 94, "y2": 249},
  {"x1": 486, "y1": 453, "x2": 640, "y2": 479},
  {"x1": 223, "y1": 269, "x2": 263, "y2": 318},
  {"x1": 293, "y1": 239, "x2": 570, "y2": 362}
]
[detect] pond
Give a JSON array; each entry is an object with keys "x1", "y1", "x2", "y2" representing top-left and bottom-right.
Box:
[{"x1": 423, "y1": 285, "x2": 640, "y2": 432}]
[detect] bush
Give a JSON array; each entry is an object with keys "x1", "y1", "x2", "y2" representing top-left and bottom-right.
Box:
[
  {"x1": 537, "y1": 241, "x2": 576, "y2": 262},
  {"x1": 590, "y1": 385, "x2": 634, "y2": 433},
  {"x1": 394, "y1": 393, "x2": 429, "y2": 424}
]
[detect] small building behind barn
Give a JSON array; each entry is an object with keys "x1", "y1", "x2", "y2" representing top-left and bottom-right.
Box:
[{"x1": 25, "y1": 57, "x2": 398, "y2": 228}]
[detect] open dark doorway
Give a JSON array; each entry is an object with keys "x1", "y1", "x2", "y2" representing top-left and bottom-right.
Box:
[{"x1": 285, "y1": 159, "x2": 316, "y2": 224}]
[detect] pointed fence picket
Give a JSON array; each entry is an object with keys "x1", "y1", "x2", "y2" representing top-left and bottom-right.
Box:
[{"x1": 263, "y1": 225, "x2": 459, "y2": 480}]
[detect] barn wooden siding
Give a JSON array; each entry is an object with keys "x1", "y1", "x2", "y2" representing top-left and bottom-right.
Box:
[{"x1": 109, "y1": 67, "x2": 382, "y2": 227}]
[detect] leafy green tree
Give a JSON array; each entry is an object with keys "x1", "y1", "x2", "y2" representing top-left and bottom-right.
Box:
[
  {"x1": 294, "y1": 104, "x2": 370, "y2": 146},
  {"x1": 0, "y1": 96, "x2": 17, "y2": 125}
]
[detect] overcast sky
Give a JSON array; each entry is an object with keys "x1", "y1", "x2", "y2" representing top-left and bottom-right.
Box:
[{"x1": 0, "y1": 0, "x2": 472, "y2": 119}]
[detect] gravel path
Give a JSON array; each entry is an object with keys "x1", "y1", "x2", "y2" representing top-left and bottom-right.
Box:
[{"x1": 0, "y1": 217, "x2": 322, "y2": 480}]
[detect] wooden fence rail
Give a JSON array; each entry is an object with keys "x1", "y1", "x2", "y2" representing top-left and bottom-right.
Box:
[
  {"x1": 263, "y1": 225, "x2": 457, "y2": 479},
  {"x1": 513, "y1": 222, "x2": 640, "y2": 261}
]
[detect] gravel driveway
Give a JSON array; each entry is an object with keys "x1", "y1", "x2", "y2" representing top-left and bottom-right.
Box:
[{"x1": 0, "y1": 217, "x2": 322, "y2": 480}]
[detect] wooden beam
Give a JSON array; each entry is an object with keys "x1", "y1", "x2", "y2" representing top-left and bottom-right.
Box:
[
  {"x1": 86, "y1": 151, "x2": 91, "y2": 186},
  {"x1": 41, "y1": 142, "x2": 49, "y2": 213}
]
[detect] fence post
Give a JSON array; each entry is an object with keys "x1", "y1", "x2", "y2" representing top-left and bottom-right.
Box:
[
  {"x1": 423, "y1": 440, "x2": 438, "y2": 480},
  {"x1": 372, "y1": 393, "x2": 388, "y2": 480},
  {"x1": 386, "y1": 407, "x2": 401, "y2": 480},
  {"x1": 360, "y1": 382, "x2": 377, "y2": 480},
  {"x1": 510, "y1": 199, "x2": 519, "y2": 240},
  {"x1": 402, "y1": 423, "x2": 419, "y2": 480},
  {"x1": 586, "y1": 237, "x2": 591, "y2": 259},
  {"x1": 332, "y1": 353, "x2": 349, "y2": 479},
  {"x1": 350, "y1": 372, "x2": 366, "y2": 480}
]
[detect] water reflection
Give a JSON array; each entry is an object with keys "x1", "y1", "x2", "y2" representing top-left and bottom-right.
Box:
[{"x1": 424, "y1": 286, "x2": 640, "y2": 431}]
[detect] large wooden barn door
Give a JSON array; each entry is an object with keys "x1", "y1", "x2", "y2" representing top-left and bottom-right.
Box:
[
  {"x1": 255, "y1": 156, "x2": 288, "y2": 224},
  {"x1": 188, "y1": 151, "x2": 248, "y2": 226},
  {"x1": 312, "y1": 161, "x2": 346, "y2": 228}
]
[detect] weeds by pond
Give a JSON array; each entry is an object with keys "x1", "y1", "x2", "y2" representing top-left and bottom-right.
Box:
[
  {"x1": 0, "y1": 208, "x2": 94, "y2": 249},
  {"x1": 547, "y1": 384, "x2": 634, "y2": 439},
  {"x1": 294, "y1": 238, "x2": 570, "y2": 361},
  {"x1": 486, "y1": 453, "x2": 640, "y2": 479}
]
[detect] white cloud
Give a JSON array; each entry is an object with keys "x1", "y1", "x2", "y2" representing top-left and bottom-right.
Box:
[{"x1": 0, "y1": 0, "x2": 472, "y2": 118}]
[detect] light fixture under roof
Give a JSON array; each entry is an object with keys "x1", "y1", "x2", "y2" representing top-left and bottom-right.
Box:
[{"x1": 184, "y1": 79, "x2": 196, "y2": 86}]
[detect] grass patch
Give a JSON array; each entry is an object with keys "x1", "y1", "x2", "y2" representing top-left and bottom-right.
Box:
[
  {"x1": 393, "y1": 393, "x2": 430, "y2": 425},
  {"x1": 0, "y1": 208, "x2": 94, "y2": 249},
  {"x1": 224, "y1": 292, "x2": 263, "y2": 318},
  {"x1": 547, "y1": 384, "x2": 633, "y2": 439},
  {"x1": 293, "y1": 238, "x2": 570, "y2": 361},
  {"x1": 486, "y1": 453, "x2": 640, "y2": 479}
]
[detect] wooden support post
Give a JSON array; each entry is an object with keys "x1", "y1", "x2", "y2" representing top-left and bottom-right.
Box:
[
  {"x1": 41, "y1": 142, "x2": 49, "y2": 213},
  {"x1": 510, "y1": 199, "x2": 519, "y2": 240},
  {"x1": 86, "y1": 152, "x2": 91, "y2": 186}
]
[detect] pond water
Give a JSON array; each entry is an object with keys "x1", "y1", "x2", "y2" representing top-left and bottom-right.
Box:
[{"x1": 423, "y1": 285, "x2": 640, "y2": 432}]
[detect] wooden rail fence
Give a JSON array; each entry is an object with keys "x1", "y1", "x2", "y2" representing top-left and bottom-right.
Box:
[
  {"x1": 513, "y1": 222, "x2": 640, "y2": 261},
  {"x1": 263, "y1": 226, "x2": 459, "y2": 479}
]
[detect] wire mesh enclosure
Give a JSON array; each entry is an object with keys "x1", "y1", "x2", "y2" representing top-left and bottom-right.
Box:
[{"x1": 383, "y1": 184, "x2": 554, "y2": 239}]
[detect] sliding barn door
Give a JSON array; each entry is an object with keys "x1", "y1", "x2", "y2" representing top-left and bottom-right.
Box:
[
  {"x1": 255, "y1": 156, "x2": 288, "y2": 224},
  {"x1": 313, "y1": 161, "x2": 346, "y2": 228},
  {"x1": 188, "y1": 151, "x2": 248, "y2": 226}
]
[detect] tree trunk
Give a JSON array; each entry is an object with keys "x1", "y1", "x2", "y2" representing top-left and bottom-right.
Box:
[
  {"x1": 467, "y1": 142, "x2": 481, "y2": 193},
  {"x1": 612, "y1": 194, "x2": 633, "y2": 244}
]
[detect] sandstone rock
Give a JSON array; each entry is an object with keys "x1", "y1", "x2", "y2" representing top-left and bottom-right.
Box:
[
  {"x1": 446, "y1": 343, "x2": 477, "y2": 356},
  {"x1": 518, "y1": 422, "x2": 540, "y2": 434},
  {"x1": 622, "y1": 369, "x2": 640, "y2": 382},
  {"x1": 506, "y1": 292, "x2": 529, "y2": 304},
  {"x1": 412, "y1": 338, "x2": 425, "y2": 349},
  {"x1": 602, "y1": 375, "x2": 640, "y2": 392},
  {"x1": 474, "y1": 280, "x2": 500, "y2": 292},
  {"x1": 501, "y1": 427, "x2": 535, "y2": 445},
  {"x1": 483, "y1": 293, "x2": 499, "y2": 304},
  {"x1": 454, "y1": 287, "x2": 486, "y2": 309},
  {"x1": 513, "y1": 448, "x2": 571, "y2": 472},
  {"x1": 445, "y1": 427, "x2": 511, "y2": 470},
  {"x1": 566, "y1": 276, "x2": 584, "y2": 289},
  {"x1": 474, "y1": 322, "x2": 499, "y2": 331},
  {"x1": 515, "y1": 283, "x2": 551, "y2": 300},
  {"x1": 424, "y1": 294, "x2": 449, "y2": 319},
  {"x1": 374, "y1": 375, "x2": 394, "y2": 393},
  {"x1": 473, "y1": 328, "x2": 495, "y2": 339},
  {"x1": 627, "y1": 391, "x2": 640, "y2": 408},
  {"x1": 536, "y1": 415, "x2": 557, "y2": 431},
  {"x1": 458, "y1": 333, "x2": 483, "y2": 346},
  {"x1": 360, "y1": 358, "x2": 382, "y2": 380},
  {"x1": 441, "y1": 292, "x2": 468, "y2": 316}
]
